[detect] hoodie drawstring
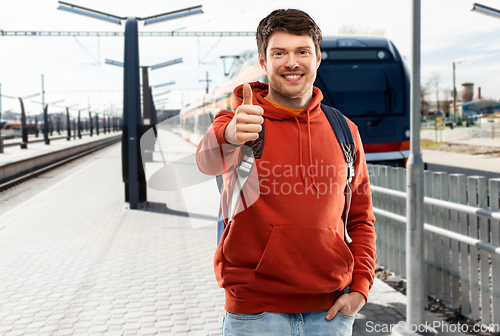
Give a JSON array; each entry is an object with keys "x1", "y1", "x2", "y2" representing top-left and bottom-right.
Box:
[
  {"x1": 295, "y1": 112, "x2": 319, "y2": 193},
  {"x1": 294, "y1": 117, "x2": 306, "y2": 185},
  {"x1": 307, "y1": 110, "x2": 319, "y2": 192}
]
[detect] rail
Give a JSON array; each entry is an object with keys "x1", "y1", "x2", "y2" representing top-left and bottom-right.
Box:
[
  {"x1": 368, "y1": 164, "x2": 500, "y2": 326},
  {"x1": 371, "y1": 185, "x2": 500, "y2": 221}
]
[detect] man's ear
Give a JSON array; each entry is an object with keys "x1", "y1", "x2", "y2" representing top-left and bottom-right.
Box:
[
  {"x1": 316, "y1": 50, "x2": 322, "y2": 69},
  {"x1": 258, "y1": 53, "x2": 267, "y2": 71}
]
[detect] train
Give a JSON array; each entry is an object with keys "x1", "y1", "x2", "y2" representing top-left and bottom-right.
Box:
[
  {"x1": 0, "y1": 119, "x2": 59, "y2": 138},
  {"x1": 179, "y1": 35, "x2": 411, "y2": 167},
  {"x1": 0, "y1": 120, "x2": 33, "y2": 138}
]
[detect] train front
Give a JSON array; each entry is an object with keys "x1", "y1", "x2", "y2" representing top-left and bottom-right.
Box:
[{"x1": 315, "y1": 36, "x2": 411, "y2": 167}]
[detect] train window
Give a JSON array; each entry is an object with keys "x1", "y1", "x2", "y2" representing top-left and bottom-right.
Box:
[
  {"x1": 322, "y1": 49, "x2": 394, "y2": 61},
  {"x1": 316, "y1": 62, "x2": 404, "y2": 117},
  {"x1": 337, "y1": 39, "x2": 367, "y2": 47}
]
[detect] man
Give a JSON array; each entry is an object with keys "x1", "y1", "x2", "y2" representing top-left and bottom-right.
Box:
[{"x1": 196, "y1": 8, "x2": 376, "y2": 335}]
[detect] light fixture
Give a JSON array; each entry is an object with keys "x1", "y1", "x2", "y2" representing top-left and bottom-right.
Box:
[
  {"x1": 57, "y1": 1, "x2": 124, "y2": 25},
  {"x1": 142, "y1": 6, "x2": 203, "y2": 26},
  {"x1": 471, "y1": 3, "x2": 500, "y2": 19}
]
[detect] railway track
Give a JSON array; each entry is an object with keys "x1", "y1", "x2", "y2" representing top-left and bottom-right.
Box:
[{"x1": 0, "y1": 135, "x2": 120, "y2": 192}]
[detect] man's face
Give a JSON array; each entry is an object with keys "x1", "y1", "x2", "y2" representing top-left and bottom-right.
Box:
[{"x1": 259, "y1": 31, "x2": 321, "y2": 102}]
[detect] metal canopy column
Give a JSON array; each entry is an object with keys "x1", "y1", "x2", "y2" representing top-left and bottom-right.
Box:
[{"x1": 123, "y1": 17, "x2": 141, "y2": 209}]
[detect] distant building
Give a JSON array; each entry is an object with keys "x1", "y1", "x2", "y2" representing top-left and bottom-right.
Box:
[{"x1": 427, "y1": 100, "x2": 450, "y2": 117}]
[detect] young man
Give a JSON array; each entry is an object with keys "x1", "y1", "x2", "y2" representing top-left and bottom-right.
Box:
[{"x1": 196, "y1": 9, "x2": 376, "y2": 335}]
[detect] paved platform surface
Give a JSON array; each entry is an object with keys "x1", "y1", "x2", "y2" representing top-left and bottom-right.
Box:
[
  {"x1": 0, "y1": 128, "x2": 462, "y2": 336},
  {"x1": 447, "y1": 137, "x2": 500, "y2": 148},
  {"x1": 422, "y1": 137, "x2": 500, "y2": 175},
  {"x1": 0, "y1": 131, "x2": 121, "y2": 167}
]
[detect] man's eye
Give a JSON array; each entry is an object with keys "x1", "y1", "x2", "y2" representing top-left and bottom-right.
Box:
[
  {"x1": 299, "y1": 50, "x2": 309, "y2": 55},
  {"x1": 274, "y1": 52, "x2": 283, "y2": 56}
]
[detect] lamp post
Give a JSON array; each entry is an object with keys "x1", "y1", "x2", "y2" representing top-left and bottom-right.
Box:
[
  {"x1": 32, "y1": 99, "x2": 66, "y2": 142},
  {"x1": 43, "y1": 104, "x2": 50, "y2": 145},
  {"x1": 151, "y1": 82, "x2": 175, "y2": 126},
  {"x1": 89, "y1": 111, "x2": 93, "y2": 137},
  {"x1": 58, "y1": 1, "x2": 202, "y2": 209},
  {"x1": 63, "y1": 105, "x2": 79, "y2": 140},
  {"x1": 77, "y1": 106, "x2": 90, "y2": 136},
  {"x1": 406, "y1": 0, "x2": 429, "y2": 334},
  {"x1": 91, "y1": 110, "x2": 102, "y2": 136},
  {"x1": 105, "y1": 58, "x2": 181, "y2": 127},
  {"x1": 143, "y1": 59, "x2": 181, "y2": 126},
  {"x1": 0, "y1": 92, "x2": 40, "y2": 150},
  {"x1": 102, "y1": 112, "x2": 108, "y2": 134}
]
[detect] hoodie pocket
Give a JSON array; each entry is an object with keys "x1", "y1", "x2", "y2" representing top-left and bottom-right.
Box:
[{"x1": 251, "y1": 226, "x2": 353, "y2": 293}]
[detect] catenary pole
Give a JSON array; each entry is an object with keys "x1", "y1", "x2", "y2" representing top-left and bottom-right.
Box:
[{"x1": 407, "y1": 0, "x2": 426, "y2": 330}]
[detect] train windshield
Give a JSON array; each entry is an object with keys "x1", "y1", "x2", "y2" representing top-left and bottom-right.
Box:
[{"x1": 316, "y1": 60, "x2": 405, "y2": 118}]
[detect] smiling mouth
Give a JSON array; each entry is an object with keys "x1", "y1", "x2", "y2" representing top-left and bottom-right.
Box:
[{"x1": 282, "y1": 74, "x2": 304, "y2": 81}]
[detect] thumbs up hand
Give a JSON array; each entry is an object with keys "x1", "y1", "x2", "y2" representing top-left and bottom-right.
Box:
[{"x1": 224, "y1": 83, "x2": 264, "y2": 145}]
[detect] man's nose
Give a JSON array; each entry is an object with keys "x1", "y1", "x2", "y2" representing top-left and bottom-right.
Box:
[{"x1": 285, "y1": 54, "x2": 299, "y2": 69}]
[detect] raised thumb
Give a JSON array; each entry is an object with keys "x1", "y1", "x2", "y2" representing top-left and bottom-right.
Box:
[{"x1": 242, "y1": 83, "x2": 253, "y2": 105}]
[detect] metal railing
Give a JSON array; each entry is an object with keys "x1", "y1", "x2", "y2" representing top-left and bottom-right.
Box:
[
  {"x1": 368, "y1": 164, "x2": 500, "y2": 325},
  {"x1": 420, "y1": 115, "x2": 479, "y2": 129}
]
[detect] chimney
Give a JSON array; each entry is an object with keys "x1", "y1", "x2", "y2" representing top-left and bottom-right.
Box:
[
  {"x1": 461, "y1": 83, "x2": 474, "y2": 103},
  {"x1": 478, "y1": 87, "x2": 481, "y2": 100}
]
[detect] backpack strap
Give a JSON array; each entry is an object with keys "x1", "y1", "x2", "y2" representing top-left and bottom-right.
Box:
[
  {"x1": 321, "y1": 104, "x2": 356, "y2": 244},
  {"x1": 216, "y1": 124, "x2": 265, "y2": 245}
]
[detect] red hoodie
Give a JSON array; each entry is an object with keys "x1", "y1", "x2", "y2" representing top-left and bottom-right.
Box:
[{"x1": 196, "y1": 81, "x2": 376, "y2": 314}]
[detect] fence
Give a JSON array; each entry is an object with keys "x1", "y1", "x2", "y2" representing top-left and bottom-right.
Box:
[
  {"x1": 368, "y1": 164, "x2": 500, "y2": 325},
  {"x1": 421, "y1": 115, "x2": 478, "y2": 130}
]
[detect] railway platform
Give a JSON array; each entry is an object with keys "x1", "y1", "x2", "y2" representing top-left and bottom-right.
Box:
[{"x1": 0, "y1": 127, "x2": 463, "y2": 336}]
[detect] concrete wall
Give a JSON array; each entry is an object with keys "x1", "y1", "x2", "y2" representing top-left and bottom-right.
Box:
[{"x1": 421, "y1": 127, "x2": 492, "y2": 142}]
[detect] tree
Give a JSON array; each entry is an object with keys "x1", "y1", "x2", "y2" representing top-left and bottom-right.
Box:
[
  {"x1": 421, "y1": 85, "x2": 430, "y2": 116},
  {"x1": 426, "y1": 72, "x2": 441, "y2": 114},
  {"x1": 338, "y1": 24, "x2": 386, "y2": 36},
  {"x1": 441, "y1": 99, "x2": 451, "y2": 117}
]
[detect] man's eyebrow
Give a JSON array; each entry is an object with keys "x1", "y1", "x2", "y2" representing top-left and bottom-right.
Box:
[{"x1": 269, "y1": 46, "x2": 313, "y2": 50}]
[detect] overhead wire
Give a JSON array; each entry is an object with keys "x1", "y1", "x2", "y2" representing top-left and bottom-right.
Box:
[{"x1": 73, "y1": 36, "x2": 99, "y2": 65}]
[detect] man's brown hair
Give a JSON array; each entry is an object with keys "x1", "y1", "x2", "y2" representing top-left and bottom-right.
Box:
[{"x1": 256, "y1": 9, "x2": 322, "y2": 61}]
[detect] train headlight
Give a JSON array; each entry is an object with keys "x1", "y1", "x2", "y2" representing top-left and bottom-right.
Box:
[{"x1": 405, "y1": 129, "x2": 411, "y2": 138}]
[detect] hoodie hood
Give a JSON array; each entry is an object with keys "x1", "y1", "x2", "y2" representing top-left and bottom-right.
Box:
[{"x1": 231, "y1": 81, "x2": 323, "y2": 121}]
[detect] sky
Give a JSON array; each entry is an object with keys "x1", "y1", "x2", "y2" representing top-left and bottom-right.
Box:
[{"x1": 0, "y1": 0, "x2": 499, "y2": 119}]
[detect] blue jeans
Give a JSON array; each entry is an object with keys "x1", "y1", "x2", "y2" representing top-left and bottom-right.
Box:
[{"x1": 222, "y1": 310, "x2": 354, "y2": 336}]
